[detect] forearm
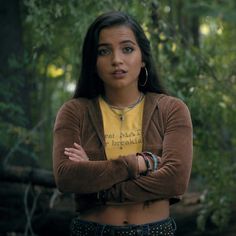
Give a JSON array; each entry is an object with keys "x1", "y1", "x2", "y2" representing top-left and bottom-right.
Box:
[
  {"x1": 106, "y1": 159, "x2": 191, "y2": 203},
  {"x1": 54, "y1": 148, "x2": 140, "y2": 194},
  {"x1": 54, "y1": 149, "x2": 151, "y2": 195},
  {"x1": 54, "y1": 130, "x2": 149, "y2": 194},
  {"x1": 106, "y1": 124, "x2": 193, "y2": 203}
]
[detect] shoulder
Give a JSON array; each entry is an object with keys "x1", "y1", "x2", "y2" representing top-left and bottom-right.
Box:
[
  {"x1": 57, "y1": 98, "x2": 91, "y2": 115},
  {"x1": 161, "y1": 95, "x2": 189, "y2": 112},
  {"x1": 61, "y1": 97, "x2": 91, "y2": 109},
  {"x1": 146, "y1": 93, "x2": 191, "y2": 124},
  {"x1": 54, "y1": 98, "x2": 94, "y2": 127},
  {"x1": 146, "y1": 92, "x2": 189, "y2": 111},
  {"x1": 55, "y1": 98, "x2": 96, "y2": 129}
]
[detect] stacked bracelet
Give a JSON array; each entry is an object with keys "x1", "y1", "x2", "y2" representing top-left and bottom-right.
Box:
[{"x1": 143, "y1": 151, "x2": 159, "y2": 171}]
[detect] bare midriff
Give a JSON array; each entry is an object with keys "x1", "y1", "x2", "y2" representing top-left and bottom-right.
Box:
[{"x1": 79, "y1": 200, "x2": 169, "y2": 226}]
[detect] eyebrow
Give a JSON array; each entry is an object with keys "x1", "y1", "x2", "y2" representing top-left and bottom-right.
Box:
[{"x1": 98, "y1": 40, "x2": 136, "y2": 47}]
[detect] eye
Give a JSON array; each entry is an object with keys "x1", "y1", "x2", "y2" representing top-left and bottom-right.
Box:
[
  {"x1": 123, "y1": 47, "x2": 134, "y2": 54},
  {"x1": 97, "y1": 48, "x2": 111, "y2": 56}
]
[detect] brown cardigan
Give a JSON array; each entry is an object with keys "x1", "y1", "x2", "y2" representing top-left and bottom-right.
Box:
[{"x1": 53, "y1": 93, "x2": 193, "y2": 212}]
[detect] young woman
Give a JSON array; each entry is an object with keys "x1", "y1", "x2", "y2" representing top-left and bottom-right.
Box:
[{"x1": 53, "y1": 11, "x2": 193, "y2": 236}]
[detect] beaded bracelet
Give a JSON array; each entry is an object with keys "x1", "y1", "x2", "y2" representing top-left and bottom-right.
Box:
[{"x1": 143, "y1": 151, "x2": 159, "y2": 171}]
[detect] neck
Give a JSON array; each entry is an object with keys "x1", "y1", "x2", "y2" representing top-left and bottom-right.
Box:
[{"x1": 104, "y1": 89, "x2": 141, "y2": 108}]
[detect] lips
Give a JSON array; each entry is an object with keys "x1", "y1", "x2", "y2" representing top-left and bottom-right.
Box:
[{"x1": 112, "y1": 69, "x2": 127, "y2": 78}]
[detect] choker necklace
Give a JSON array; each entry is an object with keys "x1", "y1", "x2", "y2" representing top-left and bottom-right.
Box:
[{"x1": 103, "y1": 93, "x2": 144, "y2": 122}]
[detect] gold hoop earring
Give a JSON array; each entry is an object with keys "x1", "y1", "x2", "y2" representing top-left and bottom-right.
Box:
[{"x1": 139, "y1": 67, "x2": 148, "y2": 87}]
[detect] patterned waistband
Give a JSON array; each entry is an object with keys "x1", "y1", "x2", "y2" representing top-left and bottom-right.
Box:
[{"x1": 71, "y1": 217, "x2": 177, "y2": 236}]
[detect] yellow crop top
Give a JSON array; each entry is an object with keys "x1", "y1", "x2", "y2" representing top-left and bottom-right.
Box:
[{"x1": 99, "y1": 96, "x2": 145, "y2": 160}]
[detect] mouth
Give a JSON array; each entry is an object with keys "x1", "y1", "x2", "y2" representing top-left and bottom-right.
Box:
[{"x1": 111, "y1": 69, "x2": 127, "y2": 78}]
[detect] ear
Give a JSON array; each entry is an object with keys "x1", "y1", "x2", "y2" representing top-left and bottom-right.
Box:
[{"x1": 141, "y1": 62, "x2": 145, "y2": 68}]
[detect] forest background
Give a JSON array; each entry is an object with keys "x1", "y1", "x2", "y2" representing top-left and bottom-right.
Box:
[{"x1": 0, "y1": 0, "x2": 236, "y2": 235}]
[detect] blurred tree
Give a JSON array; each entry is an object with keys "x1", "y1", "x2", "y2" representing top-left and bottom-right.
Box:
[
  {"x1": 0, "y1": 0, "x2": 39, "y2": 168},
  {"x1": 154, "y1": 0, "x2": 236, "y2": 231}
]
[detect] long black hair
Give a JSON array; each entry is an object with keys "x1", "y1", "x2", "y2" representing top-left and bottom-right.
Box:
[{"x1": 73, "y1": 11, "x2": 167, "y2": 99}]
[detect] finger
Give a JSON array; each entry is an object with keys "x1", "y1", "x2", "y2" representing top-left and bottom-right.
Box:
[
  {"x1": 64, "y1": 150, "x2": 71, "y2": 156},
  {"x1": 73, "y1": 143, "x2": 81, "y2": 149},
  {"x1": 74, "y1": 143, "x2": 87, "y2": 154},
  {"x1": 66, "y1": 151, "x2": 84, "y2": 160},
  {"x1": 64, "y1": 150, "x2": 80, "y2": 159},
  {"x1": 67, "y1": 151, "x2": 81, "y2": 159},
  {"x1": 65, "y1": 148, "x2": 81, "y2": 156},
  {"x1": 70, "y1": 148, "x2": 88, "y2": 160},
  {"x1": 65, "y1": 147, "x2": 78, "y2": 152},
  {"x1": 65, "y1": 150, "x2": 88, "y2": 162}
]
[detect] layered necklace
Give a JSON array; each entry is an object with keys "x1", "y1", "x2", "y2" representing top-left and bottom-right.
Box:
[
  {"x1": 101, "y1": 93, "x2": 144, "y2": 150},
  {"x1": 102, "y1": 93, "x2": 144, "y2": 122}
]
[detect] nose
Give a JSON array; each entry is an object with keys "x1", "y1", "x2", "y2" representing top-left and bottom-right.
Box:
[{"x1": 111, "y1": 50, "x2": 123, "y2": 66}]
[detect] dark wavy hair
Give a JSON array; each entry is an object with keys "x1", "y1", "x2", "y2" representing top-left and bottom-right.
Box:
[{"x1": 73, "y1": 11, "x2": 167, "y2": 99}]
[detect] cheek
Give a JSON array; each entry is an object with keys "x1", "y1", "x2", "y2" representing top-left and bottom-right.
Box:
[
  {"x1": 130, "y1": 58, "x2": 143, "y2": 73},
  {"x1": 129, "y1": 53, "x2": 143, "y2": 68},
  {"x1": 133, "y1": 62, "x2": 143, "y2": 78}
]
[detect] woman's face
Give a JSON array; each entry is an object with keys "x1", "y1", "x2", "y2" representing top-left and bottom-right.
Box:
[{"x1": 96, "y1": 25, "x2": 144, "y2": 93}]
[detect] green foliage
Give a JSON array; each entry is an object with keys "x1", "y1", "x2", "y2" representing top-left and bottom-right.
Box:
[
  {"x1": 147, "y1": 1, "x2": 236, "y2": 231},
  {"x1": 191, "y1": 73, "x2": 236, "y2": 230},
  {"x1": 0, "y1": 51, "x2": 40, "y2": 167}
]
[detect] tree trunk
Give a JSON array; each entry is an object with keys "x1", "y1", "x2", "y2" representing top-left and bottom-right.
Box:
[
  {"x1": 0, "y1": 165, "x2": 55, "y2": 188},
  {"x1": 191, "y1": 15, "x2": 200, "y2": 47},
  {"x1": 0, "y1": 0, "x2": 23, "y2": 70}
]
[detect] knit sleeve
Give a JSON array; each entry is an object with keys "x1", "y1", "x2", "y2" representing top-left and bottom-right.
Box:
[
  {"x1": 53, "y1": 100, "x2": 139, "y2": 194},
  {"x1": 105, "y1": 98, "x2": 193, "y2": 203}
]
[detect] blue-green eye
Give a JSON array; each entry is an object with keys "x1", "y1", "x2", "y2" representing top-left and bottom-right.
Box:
[
  {"x1": 123, "y1": 47, "x2": 134, "y2": 53},
  {"x1": 97, "y1": 48, "x2": 110, "y2": 56}
]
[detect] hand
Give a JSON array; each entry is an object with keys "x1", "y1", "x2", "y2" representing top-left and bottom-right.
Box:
[
  {"x1": 137, "y1": 155, "x2": 148, "y2": 174},
  {"x1": 64, "y1": 143, "x2": 89, "y2": 162}
]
